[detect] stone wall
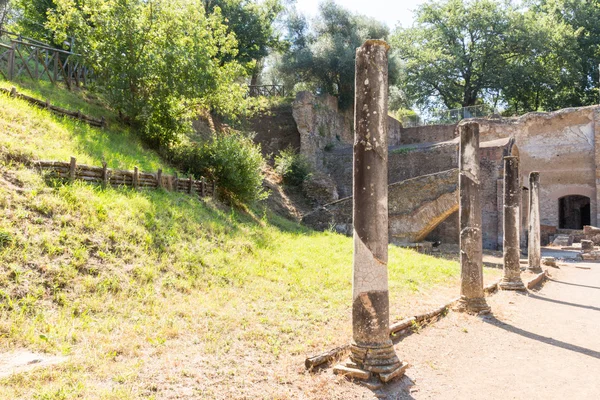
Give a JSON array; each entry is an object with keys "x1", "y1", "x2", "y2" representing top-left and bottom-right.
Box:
[
  {"x1": 472, "y1": 106, "x2": 599, "y2": 229},
  {"x1": 302, "y1": 169, "x2": 459, "y2": 244},
  {"x1": 292, "y1": 91, "x2": 403, "y2": 171},
  {"x1": 247, "y1": 104, "x2": 301, "y2": 160},
  {"x1": 322, "y1": 142, "x2": 458, "y2": 199},
  {"x1": 400, "y1": 124, "x2": 457, "y2": 145}
]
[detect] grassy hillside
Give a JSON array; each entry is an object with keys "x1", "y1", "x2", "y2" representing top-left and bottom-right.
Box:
[{"x1": 0, "y1": 80, "x2": 501, "y2": 399}]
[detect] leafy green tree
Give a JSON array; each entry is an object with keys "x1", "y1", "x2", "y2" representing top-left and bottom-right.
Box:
[
  {"x1": 279, "y1": 0, "x2": 393, "y2": 108},
  {"x1": 204, "y1": 0, "x2": 283, "y2": 84},
  {"x1": 0, "y1": 0, "x2": 11, "y2": 31},
  {"x1": 392, "y1": 0, "x2": 579, "y2": 112},
  {"x1": 533, "y1": 0, "x2": 600, "y2": 107},
  {"x1": 48, "y1": 0, "x2": 249, "y2": 147}
]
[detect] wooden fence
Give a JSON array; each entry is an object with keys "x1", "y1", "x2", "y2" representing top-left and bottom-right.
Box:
[
  {"x1": 0, "y1": 86, "x2": 106, "y2": 128},
  {"x1": 0, "y1": 29, "x2": 93, "y2": 89},
  {"x1": 247, "y1": 85, "x2": 285, "y2": 97},
  {"x1": 35, "y1": 157, "x2": 216, "y2": 199}
]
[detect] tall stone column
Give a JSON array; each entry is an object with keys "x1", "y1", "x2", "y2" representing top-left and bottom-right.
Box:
[
  {"x1": 499, "y1": 156, "x2": 525, "y2": 290},
  {"x1": 455, "y1": 122, "x2": 490, "y2": 314},
  {"x1": 528, "y1": 172, "x2": 542, "y2": 273},
  {"x1": 333, "y1": 40, "x2": 406, "y2": 384}
]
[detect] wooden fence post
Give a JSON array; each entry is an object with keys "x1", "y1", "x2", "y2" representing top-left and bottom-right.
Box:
[
  {"x1": 10, "y1": 86, "x2": 16, "y2": 97},
  {"x1": 173, "y1": 172, "x2": 178, "y2": 192},
  {"x1": 133, "y1": 166, "x2": 139, "y2": 190},
  {"x1": 188, "y1": 176, "x2": 193, "y2": 194},
  {"x1": 69, "y1": 156, "x2": 77, "y2": 181},
  {"x1": 101, "y1": 116, "x2": 106, "y2": 128},
  {"x1": 53, "y1": 51, "x2": 58, "y2": 83},
  {"x1": 7, "y1": 43, "x2": 15, "y2": 80},
  {"x1": 157, "y1": 169, "x2": 163, "y2": 189},
  {"x1": 102, "y1": 162, "x2": 108, "y2": 187},
  {"x1": 201, "y1": 178, "x2": 206, "y2": 197},
  {"x1": 45, "y1": 99, "x2": 50, "y2": 109}
]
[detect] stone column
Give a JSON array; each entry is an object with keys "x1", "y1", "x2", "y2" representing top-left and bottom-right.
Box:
[
  {"x1": 333, "y1": 40, "x2": 406, "y2": 384},
  {"x1": 499, "y1": 156, "x2": 525, "y2": 290},
  {"x1": 455, "y1": 122, "x2": 490, "y2": 314},
  {"x1": 528, "y1": 172, "x2": 542, "y2": 272}
]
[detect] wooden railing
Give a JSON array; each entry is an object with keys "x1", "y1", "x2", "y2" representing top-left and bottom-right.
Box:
[
  {"x1": 0, "y1": 86, "x2": 106, "y2": 128},
  {"x1": 0, "y1": 29, "x2": 93, "y2": 89},
  {"x1": 36, "y1": 157, "x2": 216, "y2": 199},
  {"x1": 247, "y1": 85, "x2": 285, "y2": 97}
]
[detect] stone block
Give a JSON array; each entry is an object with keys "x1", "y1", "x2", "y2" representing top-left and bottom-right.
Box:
[
  {"x1": 552, "y1": 234, "x2": 573, "y2": 247},
  {"x1": 581, "y1": 239, "x2": 594, "y2": 253}
]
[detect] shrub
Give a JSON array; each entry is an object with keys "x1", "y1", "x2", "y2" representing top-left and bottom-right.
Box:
[
  {"x1": 171, "y1": 133, "x2": 266, "y2": 205},
  {"x1": 274, "y1": 148, "x2": 312, "y2": 186}
]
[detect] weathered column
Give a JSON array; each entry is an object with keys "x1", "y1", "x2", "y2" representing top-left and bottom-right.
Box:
[
  {"x1": 455, "y1": 122, "x2": 490, "y2": 314},
  {"x1": 333, "y1": 40, "x2": 406, "y2": 384},
  {"x1": 499, "y1": 156, "x2": 525, "y2": 290},
  {"x1": 528, "y1": 172, "x2": 542, "y2": 272}
]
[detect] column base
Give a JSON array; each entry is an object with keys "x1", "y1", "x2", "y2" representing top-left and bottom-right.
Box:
[
  {"x1": 498, "y1": 278, "x2": 526, "y2": 291},
  {"x1": 333, "y1": 343, "x2": 408, "y2": 383},
  {"x1": 453, "y1": 296, "x2": 491, "y2": 314},
  {"x1": 526, "y1": 266, "x2": 543, "y2": 274}
]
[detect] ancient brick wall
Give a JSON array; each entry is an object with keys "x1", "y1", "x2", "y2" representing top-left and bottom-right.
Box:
[
  {"x1": 474, "y1": 106, "x2": 599, "y2": 229},
  {"x1": 400, "y1": 124, "x2": 457, "y2": 145}
]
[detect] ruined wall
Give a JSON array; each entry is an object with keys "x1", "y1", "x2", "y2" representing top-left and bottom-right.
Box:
[
  {"x1": 247, "y1": 104, "x2": 301, "y2": 160},
  {"x1": 323, "y1": 142, "x2": 458, "y2": 198},
  {"x1": 302, "y1": 169, "x2": 459, "y2": 245},
  {"x1": 474, "y1": 106, "x2": 599, "y2": 229},
  {"x1": 400, "y1": 124, "x2": 457, "y2": 145},
  {"x1": 292, "y1": 91, "x2": 404, "y2": 171}
]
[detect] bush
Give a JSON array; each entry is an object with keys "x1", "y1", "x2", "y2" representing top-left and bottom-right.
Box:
[
  {"x1": 171, "y1": 133, "x2": 266, "y2": 205},
  {"x1": 274, "y1": 148, "x2": 312, "y2": 186}
]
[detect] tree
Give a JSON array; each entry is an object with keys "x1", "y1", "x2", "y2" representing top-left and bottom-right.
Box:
[
  {"x1": 533, "y1": 0, "x2": 600, "y2": 107},
  {"x1": 204, "y1": 0, "x2": 283, "y2": 84},
  {"x1": 48, "y1": 0, "x2": 250, "y2": 147},
  {"x1": 392, "y1": 0, "x2": 579, "y2": 112},
  {"x1": 0, "y1": 0, "x2": 11, "y2": 31},
  {"x1": 279, "y1": 0, "x2": 392, "y2": 108},
  {"x1": 11, "y1": 0, "x2": 63, "y2": 46}
]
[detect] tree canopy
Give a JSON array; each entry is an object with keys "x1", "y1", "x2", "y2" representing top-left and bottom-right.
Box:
[
  {"x1": 391, "y1": 0, "x2": 580, "y2": 113},
  {"x1": 278, "y1": 0, "x2": 393, "y2": 108}
]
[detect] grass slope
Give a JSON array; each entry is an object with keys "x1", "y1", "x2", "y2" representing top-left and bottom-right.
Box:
[{"x1": 0, "y1": 80, "x2": 501, "y2": 399}]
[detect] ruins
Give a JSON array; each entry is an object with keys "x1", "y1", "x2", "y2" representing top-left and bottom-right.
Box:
[
  {"x1": 499, "y1": 156, "x2": 526, "y2": 290},
  {"x1": 528, "y1": 172, "x2": 542, "y2": 273},
  {"x1": 454, "y1": 122, "x2": 490, "y2": 313},
  {"x1": 332, "y1": 40, "x2": 407, "y2": 383},
  {"x1": 289, "y1": 101, "x2": 600, "y2": 252}
]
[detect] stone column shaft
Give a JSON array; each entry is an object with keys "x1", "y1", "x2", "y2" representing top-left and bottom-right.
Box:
[
  {"x1": 345, "y1": 40, "x2": 404, "y2": 383},
  {"x1": 499, "y1": 156, "x2": 525, "y2": 290},
  {"x1": 528, "y1": 172, "x2": 542, "y2": 272},
  {"x1": 456, "y1": 122, "x2": 490, "y2": 313}
]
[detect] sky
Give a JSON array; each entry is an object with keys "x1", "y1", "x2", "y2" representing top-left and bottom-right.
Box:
[{"x1": 293, "y1": 0, "x2": 428, "y2": 29}]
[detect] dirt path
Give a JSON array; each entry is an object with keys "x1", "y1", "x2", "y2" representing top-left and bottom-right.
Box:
[{"x1": 362, "y1": 261, "x2": 600, "y2": 399}]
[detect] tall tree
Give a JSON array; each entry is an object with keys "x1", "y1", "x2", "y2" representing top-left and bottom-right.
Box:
[
  {"x1": 204, "y1": 0, "x2": 283, "y2": 84},
  {"x1": 48, "y1": 0, "x2": 249, "y2": 147},
  {"x1": 533, "y1": 0, "x2": 600, "y2": 106},
  {"x1": 392, "y1": 0, "x2": 579, "y2": 112},
  {"x1": 279, "y1": 0, "x2": 392, "y2": 108}
]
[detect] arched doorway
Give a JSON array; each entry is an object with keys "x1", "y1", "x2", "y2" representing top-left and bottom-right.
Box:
[{"x1": 558, "y1": 195, "x2": 591, "y2": 229}]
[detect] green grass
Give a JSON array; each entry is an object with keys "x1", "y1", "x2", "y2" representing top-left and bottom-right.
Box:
[
  {"x1": 0, "y1": 81, "x2": 170, "y2": 173},
  {"x1": 0, "y1": 79, "x2": 501, "y2": 398}
]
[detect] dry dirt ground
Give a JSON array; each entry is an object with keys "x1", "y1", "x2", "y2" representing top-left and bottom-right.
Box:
[{"x1": 361, "y1": 259, "x2": 600, "y2": 400}]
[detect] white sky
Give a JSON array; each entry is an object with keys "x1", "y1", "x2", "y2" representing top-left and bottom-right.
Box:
[{"x1": 293, "y1": 0, "x2": 428, "y2": 29}]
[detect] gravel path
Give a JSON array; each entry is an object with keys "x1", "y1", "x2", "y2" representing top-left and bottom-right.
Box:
[{"x1": 365, "y1": 261, "x2": 600, "y2": 399}]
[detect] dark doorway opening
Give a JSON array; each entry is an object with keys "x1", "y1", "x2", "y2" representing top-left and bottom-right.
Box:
[{"x1": 559, "y1": 195, "x2": 591, "y2": 229}]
